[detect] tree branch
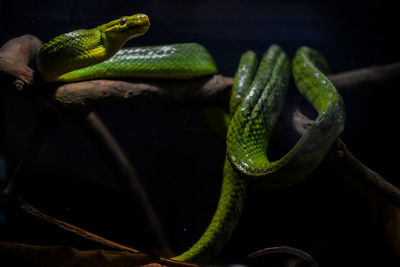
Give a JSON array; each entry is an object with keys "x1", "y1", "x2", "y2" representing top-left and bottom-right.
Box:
[
  {"x1": 47, "y1": 75, "x2": 232, "y2": 115},
  {"x1": 0, "y1": 240, "x2": 153, "y2": 267},
  {"x1": 2, "y1": 33, "x2": 400, "y2": 229},
  {"x1": 0, "y1": 240, "x2": 202, "y2": 267},
  {"x1": 291, "y1": 108, "x2": 400, "y2": 209},
  {"x1": 330, "y1": 138, "x2": 400, "y2": 208},
  {"x1": 0, "y1": 35, "x2": 42, "y2": 90},
  {"x1": 327, "y1": 62, "x2": 400, "y2": 96},
  {"x1": 2, "y1": 34, "x2": 400, "y2": 265},
  {"x1": 249, "y1": 246, "x2": 319, "y2": 267},
  {"x1": 2, "y1": 35, "x2": 400, "y2": 116}
]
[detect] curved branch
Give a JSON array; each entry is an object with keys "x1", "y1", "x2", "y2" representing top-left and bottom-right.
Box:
[
  {"x1": 47, "y1": 75, "x2": 232, "y2": 115},
  {"x1": 2, "y1": 35, "x2": 400, "y2": 116},
  {"x1": 2, "y1": 34, "x2": 400, "y2": 233},
  {"x1": 0, "y1": 35, "x2": 42, "y2": 90},
  {"x1": 331, "y1": 138, "x2": 400, "y2": 208},
  {"x1": 248, "y1": 246, "x2": 319, "y2": 267}
]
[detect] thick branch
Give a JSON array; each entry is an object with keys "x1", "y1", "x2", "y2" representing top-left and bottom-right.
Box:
[
  {"x1": 2, "y1": 33, "x2": 400, "y2": 239},
  {"x1": 327, "y1": 62, "x2": 400, "y2": 96},
  {"x1": 48, "y1": 76, "x2": 233, "y2": 115},
  {"x1": 2, "y1": 35, "x2": 400, "y2": 115},
  {"x1": 1, "y1": 34, "x2": 400, "y2": 224},
  {"x1": 0, "y1": 35, "x2": 42, "y2": 90}
]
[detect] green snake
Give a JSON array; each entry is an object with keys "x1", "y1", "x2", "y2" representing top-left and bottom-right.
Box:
[{"x1": 36, "y1": 14, "x2": 345, "y2": 265}]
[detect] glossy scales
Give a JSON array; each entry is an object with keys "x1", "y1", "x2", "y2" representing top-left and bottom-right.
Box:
[
  {"x1": 37, "y1": 29, "x2": 106, "y2": 82},
  {"x1": 226, "y1": 45, "x2": 345, "y2": 187},
  {"x1": 172, "y1": 49, "x2": 260, "y2": 263},
  {"x1": 57, "y1": 43, "x2": 217, "y2": 82},
  {"x1": 227, "y1": 45, "x2": 291, "y2": 181},
  {"x1": 37, "y1": 14, "x2": 151, "y2": 82},
  {"x1": 177, "y1": 46, "x2": 345, "y2": 263}
]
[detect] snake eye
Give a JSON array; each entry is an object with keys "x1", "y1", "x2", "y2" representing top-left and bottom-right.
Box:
[{"x1": 119, "y1": 17, "x2": 127, "y2": 25}]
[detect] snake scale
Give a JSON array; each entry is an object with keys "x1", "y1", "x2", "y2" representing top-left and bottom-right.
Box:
[{"x1": 36, "y1": 14, "x2": 345, "y2": 265}]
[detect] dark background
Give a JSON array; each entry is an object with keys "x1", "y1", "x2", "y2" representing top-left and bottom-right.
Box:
[{"x1": 1, "y1": 0, "x2": 400, "y2": 266}]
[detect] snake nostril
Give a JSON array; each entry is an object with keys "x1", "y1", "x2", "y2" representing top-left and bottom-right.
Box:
[{"x1": 137, "y1": 14, "x2": 150, "y2": 25}]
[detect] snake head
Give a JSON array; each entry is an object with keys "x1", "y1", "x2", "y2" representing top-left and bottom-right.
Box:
[{"x1": 100, "y1": 13, "x2": 150, "y2": 40}]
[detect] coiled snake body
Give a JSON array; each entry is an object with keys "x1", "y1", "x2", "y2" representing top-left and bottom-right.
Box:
[{"x1": 37, "y1": 14, "x2": 345, "y2": 264}]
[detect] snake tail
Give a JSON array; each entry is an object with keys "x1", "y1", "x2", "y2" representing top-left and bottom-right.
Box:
[
  {"x1": 173, "y1": 49, "x2": 263, "y2": 263},
  {"x1": 173, "y1": 159, "x2": 246, "y2": 263}
]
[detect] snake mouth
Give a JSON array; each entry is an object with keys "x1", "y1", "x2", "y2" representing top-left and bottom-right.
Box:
[
  {"x1": 127, "y1": 23, "x2": 150, "y2": 38},
  {"x1": 126, "y1": 14, "x2": 150, "y2": 37}
]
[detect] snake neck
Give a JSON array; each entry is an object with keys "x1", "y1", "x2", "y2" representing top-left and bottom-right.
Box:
[
  {"x1": 37, "y1": 29, "x2": 106, "y2": 82},
  {"x1": 37, "y1": 28, "x2": 131, "y2": 82},
  {"x1": 97, "y1": 27, "x2": 130, "y2": 58}
]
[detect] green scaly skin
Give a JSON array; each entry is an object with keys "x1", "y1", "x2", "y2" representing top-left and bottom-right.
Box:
[
  {"x1": 36, "y1": 14, "x2": 216, "y2": 82},
  {"x1": 177, "y1": 45, "x2": 345, "y2": 263},
  {"x1": 36, "y1": 14, "x2": 345, "y2": 265},
  {"x1": 175, "y1": 45, "x2": 290, "y2": 263},
  {"x1": 226, "y1": 46, "x2": 345, "y2": 188},
  {"x1": 57, "y1": 43, "x2": 217, "y2": 82}
]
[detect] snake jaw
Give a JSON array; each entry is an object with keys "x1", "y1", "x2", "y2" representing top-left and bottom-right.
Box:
[
  {"x1": 101, "y1": 14, "x2": 150, "y2": 39},
  {"x1": 99, "y1": 14, "x2": 150, "y2": 55}
]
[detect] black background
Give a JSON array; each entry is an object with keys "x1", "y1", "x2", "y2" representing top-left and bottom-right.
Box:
[{"x1": 1, "y1": 0, "x2": 400, "y2": 266}]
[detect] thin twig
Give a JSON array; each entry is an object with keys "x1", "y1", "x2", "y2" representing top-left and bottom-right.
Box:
[
  {"x1": 332, "y1": 139, "x2": 400, "y2": 208},
  {"x1": 0, "y1": 240, "x2": 203, "y2": 267},
  {"x1": 18, "y1": 195, "x2": 141, "y2": 253},
  {"x1": 1, "y1": 113, "x2": 53, "y2": 199},
  {"x1": 3, "y1": 196, "x2": 202, "y2": 267},
  {"x1": 291, "y1": 108, "x2": 400, "y2": 209},
  {"x1": 0, "y1": 240, "x2": 153, "y2": 267},
  {"x1": 77, "y1": 112, "x2": 173, "y2": 256},
  {"x1": 248, "y1": 246, "x2": 319, "y2": 267}
]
